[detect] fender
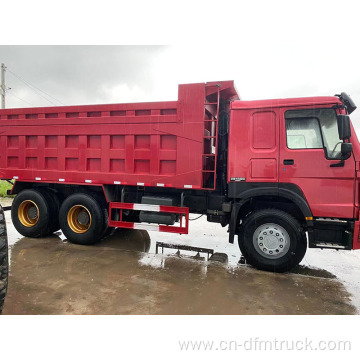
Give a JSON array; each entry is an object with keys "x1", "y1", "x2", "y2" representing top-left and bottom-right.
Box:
[{"x1": 228, "y1": 183, "x2": 313, "y2": 243}]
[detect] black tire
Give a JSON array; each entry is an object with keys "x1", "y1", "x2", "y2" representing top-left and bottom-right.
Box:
[
  {"x1": 238, "y1": 209, "x2": 307, "y2": 273},
  {"x1": 11, "y1": 189, "x2": 54, "y2": 238},
  {"x1": 59, "y1": 192, "x2": 108, "y2": 245},
  {"x1": 90, "y1": 192, "x2": 110, "y2": 240},
  {"x1": 0, "y1": 205, "x2": 8, "y2": 314},
  {"x1": 37, "y1": 189, "x2": 61, "y2": 233}
]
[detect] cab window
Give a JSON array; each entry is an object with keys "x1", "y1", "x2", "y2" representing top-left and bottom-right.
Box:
[{"x1": 285, "y1": 108, "x2": 342, "y2": 160}]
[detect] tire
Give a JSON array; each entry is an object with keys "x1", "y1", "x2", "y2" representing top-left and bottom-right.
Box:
[
  {"x1": 0, "y1": 205, "x2": 8, "y2": 314},
  {"x1": 59, "y1": 192, "x2": 108, "y2": 245},
  {"x1": 37, "y1": 189, "x2": 61, "y2": 234},
  {"x1": 238, "y1": 209, "x2": 307, "y2": 273},
  {"x1": 11, "y1": 189, "x2": 54, "y2": 238},
  {"x1": 91, "y1": 192, "x2": 110, "y2": 240}
]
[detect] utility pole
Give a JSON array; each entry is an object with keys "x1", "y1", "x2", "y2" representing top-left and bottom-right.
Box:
[{"x1": 1, "y1": 63, "x2": 6, "y2": 109}]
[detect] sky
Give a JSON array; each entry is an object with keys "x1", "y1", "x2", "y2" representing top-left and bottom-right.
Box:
[
  {"x1": 1, "y1": 1, "x2": 360, "y2": 134},
  {"x1": 1, "y1": 44, "x2": 360, "y2": 134}
]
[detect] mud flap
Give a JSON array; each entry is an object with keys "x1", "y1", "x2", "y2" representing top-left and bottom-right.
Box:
[{"x1": 228, "y1": 201, "x2": 244, "y2": 244}]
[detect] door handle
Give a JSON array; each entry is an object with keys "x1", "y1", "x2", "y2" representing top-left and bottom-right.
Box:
[{"x1": 283, "y1": 159, "x2": 294, "y2": 165}]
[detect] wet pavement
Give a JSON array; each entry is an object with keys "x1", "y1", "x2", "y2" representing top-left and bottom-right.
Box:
[{"x1": 2, "y1": 226, "x2": 357, "y2": 315}]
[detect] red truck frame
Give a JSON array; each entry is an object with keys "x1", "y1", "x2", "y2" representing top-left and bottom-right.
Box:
[{"x1": 0, "y1": 80, "x2": 358, "y2": 272}]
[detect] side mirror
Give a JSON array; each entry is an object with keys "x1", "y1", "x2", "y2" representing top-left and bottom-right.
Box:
[
  {"x1": 337, "y1": 115, "x2": 351, "y2": 140},
  {"x1": 330, "y1": 142, "x2": 352, "y2": 167},
  {"x1": 341, "y1": 142, "x2": 353, "y2": 160}
]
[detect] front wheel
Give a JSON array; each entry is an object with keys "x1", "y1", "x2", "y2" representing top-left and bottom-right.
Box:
[{"x1": 238, "y1": 209, "x2": 307, "y2": 272}]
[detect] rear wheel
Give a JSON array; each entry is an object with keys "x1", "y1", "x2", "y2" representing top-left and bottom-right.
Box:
[
  {"x1": 59, "y1": 192, "x2": 108, "y2": 245},
  {"x1": 11, "y1": 189, "x2": 54, "y2": 238},
  {"x1": 0, "y1": 205, "x2": 8, "y2": 314},
  {"x1": 37, "y1": 189, "x2": 61, "y2": 234},
  {"x1": 238, "y1": 209, "x2": 307, "y2": 272}
]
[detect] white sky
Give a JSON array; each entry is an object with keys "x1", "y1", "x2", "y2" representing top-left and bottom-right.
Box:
[{"x1": 1, "y1": 0, "x2": 360, "y2": 133}]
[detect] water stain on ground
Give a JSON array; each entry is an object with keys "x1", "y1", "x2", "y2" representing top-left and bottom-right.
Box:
[{"x1": 2, "y1": 229, "x2": 356, "y2": 315}]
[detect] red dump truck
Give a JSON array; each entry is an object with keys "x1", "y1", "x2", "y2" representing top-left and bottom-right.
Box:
[{"x1": 0, "y1": 80, "x2": 359, "y2": 272}]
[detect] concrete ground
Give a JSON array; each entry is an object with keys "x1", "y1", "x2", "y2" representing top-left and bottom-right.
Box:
[{"x1": 1, "y1": 196, "x2": 358, "y2": 315}]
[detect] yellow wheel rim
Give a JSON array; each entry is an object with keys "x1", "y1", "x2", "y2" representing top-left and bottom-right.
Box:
[
  {"x1": 18, "y1": 200, "x2": 39, "y2": 227},
  {"x1": 67, "y1": 205, "x2": 92, "y2": 234}
]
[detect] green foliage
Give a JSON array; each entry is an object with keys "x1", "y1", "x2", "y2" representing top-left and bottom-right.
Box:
[{"x1": 0, "y1": 180, "x2": 13, "y2": 197}]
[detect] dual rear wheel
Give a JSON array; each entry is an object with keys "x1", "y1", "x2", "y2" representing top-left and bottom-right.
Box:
[
  {"x1": 11, "y1": 190, "x2": 108, "y2": 245},
  {"x1": 59, "y1": 193, "x2": 108, "y2": 245},
  {"x1": 11, "y1": 189, "x2": 60, "y2": 238}
]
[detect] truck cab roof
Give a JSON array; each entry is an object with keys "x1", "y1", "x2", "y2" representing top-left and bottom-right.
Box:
[{"x1": 231, "y1": 96, "x2": 342, "y2": 110}]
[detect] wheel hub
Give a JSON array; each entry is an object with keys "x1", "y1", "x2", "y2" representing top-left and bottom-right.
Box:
[
  {"x1": 253, "y1": 223, "x2": 290, "y2": 259},
  {"x1": 18, "y1": 200, "x2": 39, "y2": 227},
  {"x1": 77, "y1": 211, "x2": 90, "y2": 226},
  {"x1": 67, "y1": 205, "x2": 92, "y2": 234},
  {"x1": 263, "y1": 235, "x2": 279, "y2": 249},
  {"x1": 28, "y1": 206, "x2": 38, "y2": 220}
]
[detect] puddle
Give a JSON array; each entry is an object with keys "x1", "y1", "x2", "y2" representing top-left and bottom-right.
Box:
[
  {"x1": 290, "y1": 265, "x2": 337, "y2": 279},
  {"x1": 1, "y1": 199, "x2": 358, "y2": 315},
  {"x1": 2, "y1": 228, "x2": 357, "y2": 315}
]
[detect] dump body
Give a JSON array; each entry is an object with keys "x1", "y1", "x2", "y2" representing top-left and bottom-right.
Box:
[{"x1": 0, "y1": 81, "x2": 239, "y2": 190}]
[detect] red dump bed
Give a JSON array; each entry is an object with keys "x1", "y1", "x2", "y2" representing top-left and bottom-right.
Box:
[{"x1": 0, "y1": 81, "x2": 239, "y2": 190}]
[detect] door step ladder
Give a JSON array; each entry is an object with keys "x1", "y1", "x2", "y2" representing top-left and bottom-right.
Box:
[{"x1": 202, "y1": 84, "x2": 220, "y2": 189}]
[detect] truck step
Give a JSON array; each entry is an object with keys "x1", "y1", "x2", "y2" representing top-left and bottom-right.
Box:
[
  {"x1": 310, "y1": 242, "x2": 348, "y2": 250},
  {"x1": 309, "y1": 220, "x2": 353, "y2": 250}
]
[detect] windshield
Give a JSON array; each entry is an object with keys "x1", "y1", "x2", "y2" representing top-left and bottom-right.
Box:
[{"x1": 285, "y1": 108, "x2": 342, "y2": 160}]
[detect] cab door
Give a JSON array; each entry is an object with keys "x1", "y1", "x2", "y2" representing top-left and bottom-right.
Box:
[{"x1": 279, "y1": 107, "x2": 355, "y2": 219}]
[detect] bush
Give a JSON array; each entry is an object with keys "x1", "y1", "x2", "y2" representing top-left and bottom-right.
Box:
[{"x1": 0, "y1": 180, "x2": 13, "y2": 197}]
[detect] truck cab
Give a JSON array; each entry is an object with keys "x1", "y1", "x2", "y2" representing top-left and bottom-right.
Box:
[{"x1": 227, "y1": 92, "x2": 359, "y2": 271}]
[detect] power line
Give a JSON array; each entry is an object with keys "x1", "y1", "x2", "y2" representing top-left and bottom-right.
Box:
[
  {"x1": 7, "y1": 69, "x2": 60, "y2": 106},
  {"x1": 7, "y1": 68, "x2": 66, "y2": 106},
  {"x1": 6, "y1": 90, "x2": 34, "y2": 106}
]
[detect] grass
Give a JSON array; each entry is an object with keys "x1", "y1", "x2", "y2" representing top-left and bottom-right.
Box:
[{"x1": 0, "y1": 180, "x2": 13, "y2": 197}]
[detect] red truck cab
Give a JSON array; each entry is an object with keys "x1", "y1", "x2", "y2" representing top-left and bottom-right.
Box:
[{"x1": 227, "y1": 92, "x2": 359, "y2": 268}]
